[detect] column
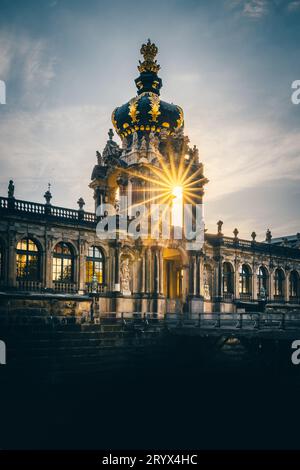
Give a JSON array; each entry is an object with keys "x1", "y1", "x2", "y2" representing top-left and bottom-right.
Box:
[
  {"x1": 44, "y1": 235, "x2": 54, "y2": 289},
  {"x1": 145, "y1": 247, "x2": 151, "y2": 293},
  {"x1": 252, "y1": 263, "x2": 258, "y2": 300},
  {"x1": 153, "y1": 249, "x2": 159, "y2": 294},
  {"x1": 234, "y1": 259, "x2": 240, "y2": 300},
  {"x1": 114, "y1": 244, "x2": 120, "y2": 292},
  {"x1": 141, "y1": 249, "x2": 146, "y2": 293},
  {"x1": 78, "y1": 238, "x2": 86, "y2": 294},
  {"x1": 269, "y1": 268, "x2": 274, "y2": 301},
  {"x1": 159, "y1": 248, "x2": 164, "y2": 295},
  {"x1": 285, "y1": 270, "x2": 289, "y2": 302}
]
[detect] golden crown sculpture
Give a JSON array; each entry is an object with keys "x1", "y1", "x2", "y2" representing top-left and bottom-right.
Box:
[{"x1": 138, "y1": 39, "x2": 160, "y2": 74}]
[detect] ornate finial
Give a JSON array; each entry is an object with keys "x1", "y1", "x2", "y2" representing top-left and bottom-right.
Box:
[
  {"x1": 217, "y1": 220, "x2": 223, "y2": 236},
  {"x1": 251, "y1": 231, "x2": 257, "y2": 242},
  {"x1": 77, "y1": 197, "x2": 85, "y2": 211},
  {"x1": 108, "y1": 128, "x2": 114, "y2": 141},
  {"x1": 138, "y1": 39, "x2": 160, "y2": 74},
  {"x1": 266, "y1": 228, "x2": 272, "y2": 243},
  {"x1": 233, "y1": 228, "x2": 239, "y2": 239},
  {"x1": 44, "y1": 183, "x2": 52, "y2": 205},
  {"x1": 8, "y1": 180, "x2": 15, "y2": 199}
]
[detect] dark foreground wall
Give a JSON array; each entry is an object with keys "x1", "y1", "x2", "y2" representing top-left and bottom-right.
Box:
[{"x1": 1, "y1": 321, "x2": 300, "y2": 450}]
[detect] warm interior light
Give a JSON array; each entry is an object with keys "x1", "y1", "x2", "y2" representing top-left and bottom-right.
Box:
[
  {"x1": 172, "y1": 185, "x2": 183, "y2": 199},
  {"x1": 172, "y1": 185, "x2": 183, "y2": 227}
]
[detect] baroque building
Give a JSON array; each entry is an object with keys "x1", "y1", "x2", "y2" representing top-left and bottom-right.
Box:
[{"x1": 0, "y1": 41, "x2": 300, "y2": 319}]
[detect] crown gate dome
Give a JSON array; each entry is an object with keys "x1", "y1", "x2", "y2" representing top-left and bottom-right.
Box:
[{"x1": 111, "y1": 40, "x2": 184, "y2": 140}]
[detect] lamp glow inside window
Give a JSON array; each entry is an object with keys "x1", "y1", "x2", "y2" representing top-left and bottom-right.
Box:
[{"x1": 172, "y1": 185, "x2": 183, "y2": 227}]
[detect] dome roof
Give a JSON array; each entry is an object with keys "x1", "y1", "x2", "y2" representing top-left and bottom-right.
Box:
[{"x1": 111, "y1": 40, "x2": 184, "y2": 139}]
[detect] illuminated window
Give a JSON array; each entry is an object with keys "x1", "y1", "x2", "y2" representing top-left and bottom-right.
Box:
[
  {"x1": 239, "y1": 264, "x2": 252, "y2": 295},
  {"x1": 53, "y1": 242, "x2": 74, "y2": 282},
  {"x1": 86, "y1": 246, "x2": 104, "y2": 284},
  {"x1": 16, "y1": 238, "x2": 40, "y2": 280},
  {"x1": 290, "y1": 270, "x2": 299, "y2": 298},
  {"x1": 223, "y1": 262, "x2": 234, "y2": 294},
  {"x1": 274, "y1": 268, "x2": 285, "y2": 297}
]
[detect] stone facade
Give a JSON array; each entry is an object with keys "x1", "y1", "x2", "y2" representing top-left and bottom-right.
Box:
[{"x1": 0, "y1": 41, "x2": 299, "y2": 319}]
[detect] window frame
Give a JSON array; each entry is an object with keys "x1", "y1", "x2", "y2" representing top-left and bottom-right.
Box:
[
  {"x1": 86, "y1": 246, "x2": 105, "y2": 285},
  {"x1": 52, "y1": 242, "x2": 74, "y2": 283},
  {"x1": 16, "y1": 238, "x2": 41, "y2": 281}
]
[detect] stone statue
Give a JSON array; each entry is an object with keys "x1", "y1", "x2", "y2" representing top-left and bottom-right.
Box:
[
  {"x1": 96, "y1": 151, "x2": 104, "y2": 166},
  {"x1": 149, "y1": 131, "x2": 159, "y2": 152},
  {"x1": 139, "y1": 136, "x2": 147, "y2": 159},
  {"x1": 120, "y1": 257, "x2": 131, "y2": 294},
  {"x1": 132, "y1": 132, "x2": 139, "y2": 151},
  {"x1": 217, "y1": 220, "x2": 223, "y2": 235},
  {"x1": 8, "y1": 180, "x2": 14, "y2": 198}
]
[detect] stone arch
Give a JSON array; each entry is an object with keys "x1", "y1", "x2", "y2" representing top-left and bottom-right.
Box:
[
  {"x1": 163, "y1": 247, "x2": 185, "y2": 300},
  {"x1": 223, "y1": 261, "x2": 234, "y2": 296},
  {"x1": 274, "y1": 267, "x2": 286, "y2": 299},
  {"x1": 239, "y1": 263, "x2": 252, "y2": 297},
  {"x1": 289, "y1": 270, "x2": 300, "y2": 299},
  {"x1": 257, "y1": 264, "x2": 269, "y2": 298}
]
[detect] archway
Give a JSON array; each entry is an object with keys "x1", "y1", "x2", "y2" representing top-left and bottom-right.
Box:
[{"x1": 163, "y1": 248, "x2": 184, "y2": 300}]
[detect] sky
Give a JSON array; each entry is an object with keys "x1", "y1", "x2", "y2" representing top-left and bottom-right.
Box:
[{"x1": 0, "y1": 0, "x2": 299, "y2": 240}]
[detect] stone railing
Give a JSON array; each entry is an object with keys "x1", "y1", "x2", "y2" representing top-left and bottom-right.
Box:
[
  {"x1": 223, "y1": 292, "x2": 234, "y2": 302},
  {"x1": 239, "y1": 293, "x2": 252, "y2": 302},
  {"x1": 206, "y1": 233, "x2": 300, "y2": 259},
  {"x1": 0, "y1": 196, "x2": 97, "y2": 226},
  {"x1": 85, "y1": 283, "x2": 106, "y2": 294},
  {"x1": 53, "y1": 282, "x2": 77, "y2": 294},
  {"x1": 16, "y1": 280, "x2": 43, "y2": 292}
]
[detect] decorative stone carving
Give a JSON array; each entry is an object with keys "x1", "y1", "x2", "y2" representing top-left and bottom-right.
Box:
[
  {"x1": 120, "y1": 257, "x2": 131, "y2": 295},
  {"x1": 132, "y1": 132, "x2": 139, "y2": 151},
  {"x1": 149, "y1": 131, "x2": 160, "y2": 153}
]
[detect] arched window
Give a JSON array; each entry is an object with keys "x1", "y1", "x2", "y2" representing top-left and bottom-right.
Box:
[
  {"x1": 86, "y1": 246, "x2": 104, "y2": 285},
  {"x1": 16, "y1": 238, "x2": 40, "y2": 280},
  {"x1": 274, "y1": 268, "x2": 285, "y2": 298},
  {"x1": 223, "y1": 262, "x2": 234, "y2": 295},
  {"x1": 289, "y1": 270, "x2": 299, "y2": 299},
  {"x1": 257, "y1": 266, "x2": 268, "y2": 298},
  {"x1": 239, "y1": 264, "x2": 252, "y2": 296},
  {"x1": 0, "y1": 242, "x2": 4, "y2": 280},
  {"x1": 53, "y1": 242, "x2": 74, "y2": 282}
]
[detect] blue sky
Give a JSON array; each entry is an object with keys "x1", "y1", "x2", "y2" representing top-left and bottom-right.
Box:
[{"x1": 0, "y1": 0, "x2": 299, "y2": 239}]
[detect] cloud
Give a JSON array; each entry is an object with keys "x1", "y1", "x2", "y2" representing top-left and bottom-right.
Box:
[
  {"x1": 227, "y1": 0, "x2": 269, "y2": 18},
  {"x1": 288, "y1": 1, "x2": 300, "y2": 11},
  {"x1": 0, "y1": 105, "x2": 109, "y2": 211},
  {"x1": 243, "y1": 0, "x2": 269, "y2": 17},
  {"x1": 0, "y1": 30, "x2": 57, "y2": 106}
]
